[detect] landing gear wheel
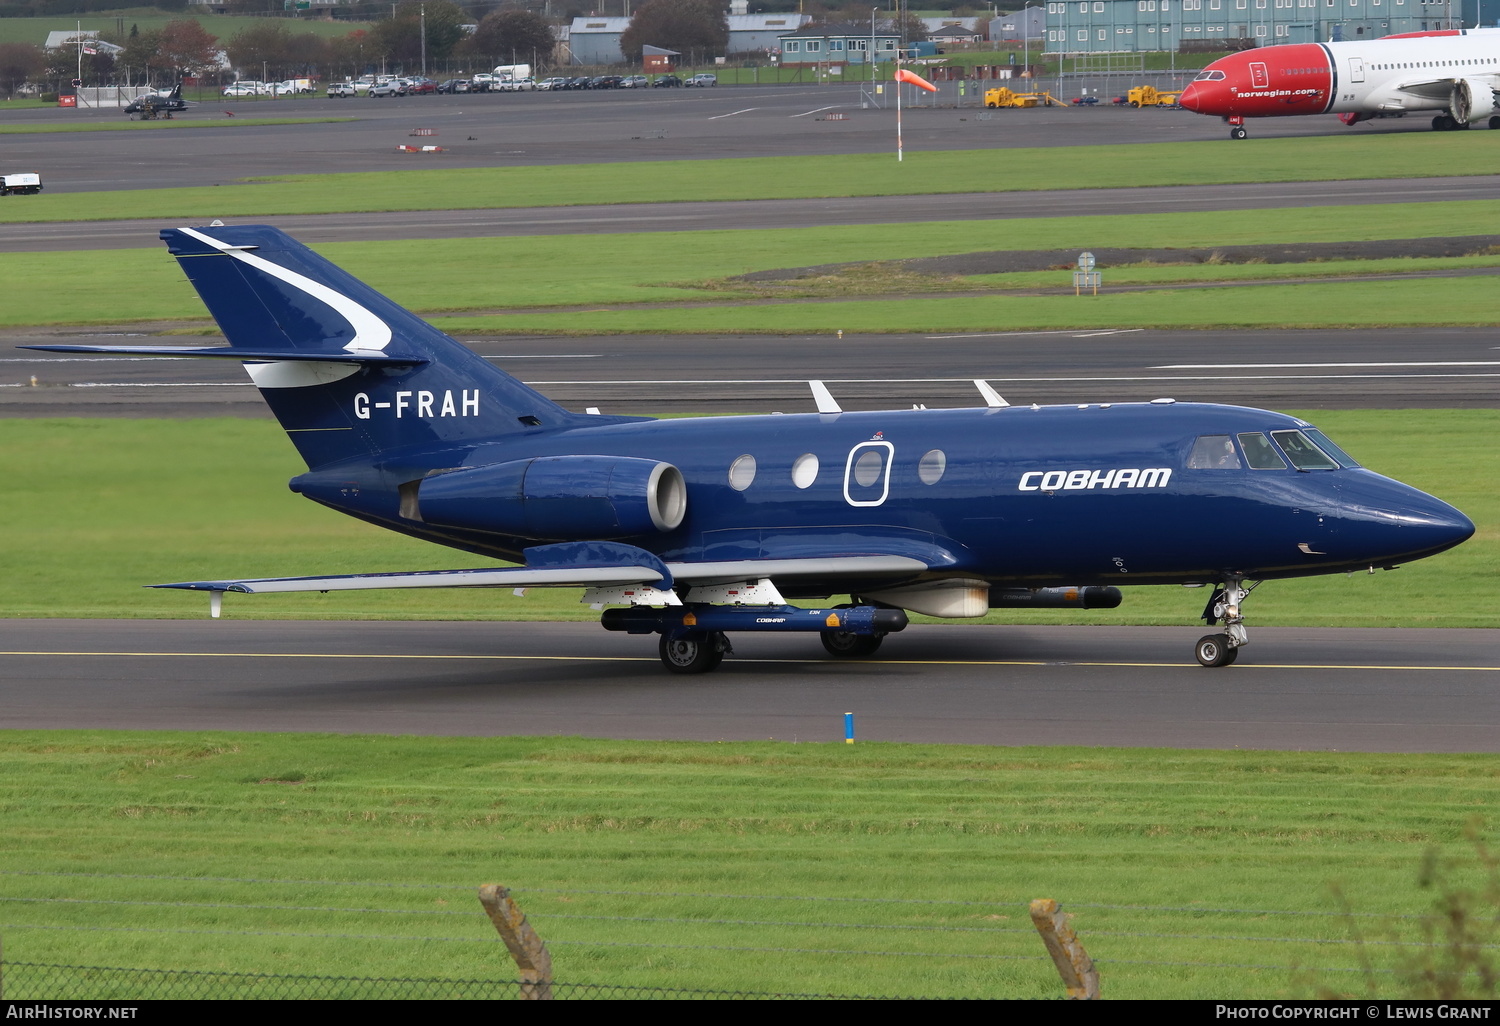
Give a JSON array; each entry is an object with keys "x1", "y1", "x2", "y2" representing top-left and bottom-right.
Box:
[
  {"x1": 820, "y1": 631, "x2": 884, "y2": 658},
  {"x1": 1195, "y1": 634, "x2": 1238, "y2": 667},
  {"x1": 1230, "y1": 126, "x2": 1247, "y2": 140},
  {"x1": 1490, "y1": 115, "x2": 1500, "y2": 130},
  {"x1": 659, "y1": 633, "x2": 726, "y2": 674}
]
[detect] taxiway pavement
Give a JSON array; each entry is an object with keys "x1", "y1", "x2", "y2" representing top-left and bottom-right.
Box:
[{"x1": 3, "y1": 620, "x2": 1494, "y2": 752}]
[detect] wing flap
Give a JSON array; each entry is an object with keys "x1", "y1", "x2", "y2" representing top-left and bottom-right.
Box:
[{"x1": 153, "y1": 565, "x2": 665, "y2": 594}]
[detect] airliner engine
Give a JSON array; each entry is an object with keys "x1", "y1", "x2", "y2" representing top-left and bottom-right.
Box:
[
  {"x1": 416, "y1": 455, "x2": 687, "y2": 540},
  {"x1": 1452, "y1": 78, "x2": 1496, "y2": 124}
]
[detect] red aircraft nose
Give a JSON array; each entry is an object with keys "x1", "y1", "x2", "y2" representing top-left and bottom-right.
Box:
[{"x1": 1178, "y1": 81, "x2": 1208, "y2": 113}]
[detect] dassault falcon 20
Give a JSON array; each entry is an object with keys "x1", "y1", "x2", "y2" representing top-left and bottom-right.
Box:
[
  {"x1": 1179, "y1": 27, "x2": 1500, "y2": 138},
  {"x1": 26, "y1": 226, "x2": 1474, "y2": 673}
]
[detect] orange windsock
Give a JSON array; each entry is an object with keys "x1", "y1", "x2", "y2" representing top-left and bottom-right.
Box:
[{"x1": 894, "y1": 68, "x2": 938, "y2": 92}]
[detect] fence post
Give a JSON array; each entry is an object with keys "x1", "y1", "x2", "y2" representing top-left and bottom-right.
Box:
[
  {"x1": 478, "y1": 884, "x2": 554, "y2": 1000},
  {"x1": 1028, "y1": 898, "x2": 1100, "y2": 1000}
]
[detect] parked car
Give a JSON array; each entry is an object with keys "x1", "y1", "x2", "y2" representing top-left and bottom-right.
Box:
[
  {"x1": 369, "y1": 80, "x2": 406, "y2": 97},
  {"x1": 437, "y1": 79, "x2": 470, "y2": 94},
  {"x1": 497, "y1": 77, "x2": 536, "y2": 92},
  {"x1": 1070, "y1": 95, "x2": 1099, "y2": 105},
  {"x1": 536, "y1": 77, "x2": 568, "y2": 90},
  {"x1": 352, "y1": 77, "x2": 376, "y2": 94},
  {"x1": 222, "y1": 82, "x2": 263, "y2": 97},
  {"x1": 405, "y1": 77, "x2": 438, "y2": 95},
  {"x1": 327, "y1": 82, "x2": 357, "y2": 98},
  {"x1": 619, "y1": 75, "x2": 648, "y2": 88},
  {"x1": 686, "y1": 73, "x2": 717, "y2": 87},
  {"x1": 652, "y1": 75, "x2": 682, "y2": 88}
]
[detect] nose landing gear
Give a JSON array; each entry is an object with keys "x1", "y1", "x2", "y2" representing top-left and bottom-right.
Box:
[
  {"x1": 1227, "y1": 115, "x2": 1247, "y2": 139},
  {"x1": 1195, "y1": 576, "x2": 1257, "y2": 667}
]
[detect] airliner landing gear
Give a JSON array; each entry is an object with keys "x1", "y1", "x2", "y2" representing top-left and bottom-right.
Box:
[
  {"x1": 1228, "y1": 115, "x2": 1247, "y2": 140},
  {"x1": 659, "y1": 632, "x2": 730, "y2": 674},
  {"x1": 1195, "y1": 576, "x2": 1256, "y2": 667},
  {"x1": 1432, "y1": 113, "x2": 1468, "y2": 131},
  {"x1": 1490, "y1": 115, "x2": 1500, "y2": 130},
  {"x1": 821, "y1": 630, "x2": 884, "y2": 658}
]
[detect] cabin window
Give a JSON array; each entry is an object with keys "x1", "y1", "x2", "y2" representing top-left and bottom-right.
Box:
[
  {"x1": 791, "y1": 453, "x2": 819, "y2": 489},
  {"x1": 1187, "y1": 435, "x2": 1243, "y2": 469},
  {"x1": 1238, "y1": 432, "x2": 1288, "y2": 469},
  {"x1": 728, "y1": 454, "x2": 758, "y2": 490},
  {"x1": 1271, "y1": 430, "x2": 1339, "y2": 470},
  {"x1": 1303, "y1": 428, "x2": 1361, "y2": 467},
  {"x1": 918, "y1": 449, "x2": 947, "y2": 485},
  {"x1": 853, "y1": 449, "x2": 885, "y2": 486}
]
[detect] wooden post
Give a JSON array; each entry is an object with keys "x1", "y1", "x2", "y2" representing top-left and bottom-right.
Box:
[
  {"x1": 478, "y1": 884, "x2": 554, "y2": 1000},
  {"x1": 1029, "y1": 898, "x2": 1100, "y2": 1000}
]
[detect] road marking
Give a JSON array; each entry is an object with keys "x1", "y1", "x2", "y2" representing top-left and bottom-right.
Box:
[
  {"x1": 525, "y1": 373, "x2": 1500, "y2": 385},
  {"x1": 4, "y1": 651, "x2": 1497, "y2": 672},
  {"x1": 789, "y1": 105, "x2": 843, "y2": 118},
  {"x1": 476, "y1": 354, "x2": 601, "y2": 359},
  {"x1": 1070, "y1": 329, "x2": 1145, "y2": 338},
  {"x1": 708, "y1": 107, "x2": 759, "y2": 119},
  {"x1": 1154, "y1": 361, "x2": 1500, "y2": 369}
]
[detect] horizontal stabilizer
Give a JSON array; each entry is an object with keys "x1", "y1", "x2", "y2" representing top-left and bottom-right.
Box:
[{"x1": 21, "y1": 344, "x2": 425, "y2": 367}]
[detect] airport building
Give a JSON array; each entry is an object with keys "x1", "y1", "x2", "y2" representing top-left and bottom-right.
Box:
[
  {"x1": 566, "y1": 13, "x2": 813, "y2": 65},
  {"x1": 1040, "y1": 0, "x2": 1459, "y2": 53}
]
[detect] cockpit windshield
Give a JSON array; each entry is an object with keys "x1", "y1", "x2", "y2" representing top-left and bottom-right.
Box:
[
  {"x1": 1302, "y1": 428, "x2": 1360, "y2": 468},
  {"x1": 1194, "y1": 70, "x2": 1226, "y2": 81},
  {"x1": 1271, "y1": 430, "x2": 1339, "y2": 470}
]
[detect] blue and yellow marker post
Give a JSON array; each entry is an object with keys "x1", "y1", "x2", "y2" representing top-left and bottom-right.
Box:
[{"x1": 845, "y1": 712, "x2": 854, "y2": 744}]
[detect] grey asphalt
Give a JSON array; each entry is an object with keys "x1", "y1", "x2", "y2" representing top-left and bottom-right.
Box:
[
  {"x1": 4, "y1": 84, "x2": 1467, "y2": 194},
  {"x1": 6, "y1": 326, "x2": 1498, "y2": 418},
  {"x1": 2, "y1": 620, "x2": 1495, "y2": 752}
]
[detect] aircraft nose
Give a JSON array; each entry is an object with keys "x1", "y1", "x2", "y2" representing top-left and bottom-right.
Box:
[
  {"x1": 1332, "y1": 476, "x2": 1475, "y2": 565},
  {"x1": 1178, "y1": 82, "x2": 1205, "y2": 112}
]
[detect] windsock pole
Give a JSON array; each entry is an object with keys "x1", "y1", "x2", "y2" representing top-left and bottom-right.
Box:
[{"x1": 896, "y1": 63, "x2": 904, "y2": 162}]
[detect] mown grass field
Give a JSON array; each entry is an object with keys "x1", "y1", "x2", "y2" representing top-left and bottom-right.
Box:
[
  {"x1": 1, "y1": 135, "x2": 1497, "y2": 223},
  {"x1": 0, "y1": 13, "x2": 372, "y2": 47},
  {"x1": 1, "y1": 201, "x2": 1495, "y2": 329},
  {"x1": 0, "y1": 732, "x2": 1494, "y2": 999},
  {"x1": 1, "y1": 413, "x2": 1492, "y2": 626}
]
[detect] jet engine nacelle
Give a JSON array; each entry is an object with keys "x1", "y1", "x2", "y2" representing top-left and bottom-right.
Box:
[
  {"x1": 417, "y1": 455, "x2": 687, "y2": 540},
  {"x1": 1452, "y1": 78, "x2": 1496, "y2": 124}
]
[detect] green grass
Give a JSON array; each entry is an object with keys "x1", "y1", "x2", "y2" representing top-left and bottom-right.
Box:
[
  {"x1": 0, "y1": 412, "x2": 1492, "y2": 626},
  {"x1": 2, "y1": 135, "x2": 1499, "y2": 223},
  {"x1": 0, "y1": 13, "x2": 372, "y2": 47},
  {"x1": 1, "y1": 202, "x2": 1495, "y2": 329},
  {"x1": 0, "y1": 732, "x2": 1493, "y2": 998},
  {"x1": 961, "y1": 253, "x2": 1500, "y2": 289},
  {"x1": 438, "y1": 276, "x2": 1500, "y2": 334},
  {"x1": 0, "y1": 117, "x2": 356, "y2": 134}
]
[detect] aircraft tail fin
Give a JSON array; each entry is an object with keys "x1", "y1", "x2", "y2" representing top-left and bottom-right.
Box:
[
  {"x1": 27, "y1": 225, "x2": 588, "y2": 469},
  {"x1": 161, "y1": 224, "x2": 589, "y2": 467}
]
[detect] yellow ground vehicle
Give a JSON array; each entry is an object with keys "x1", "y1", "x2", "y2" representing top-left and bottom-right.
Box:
[
  {"x1": 1124, "y1": 85, "x2": 1181, "y2": 107},
  {"x1": 983, "y1": 87, "x2": 1062, "y2": 108}
]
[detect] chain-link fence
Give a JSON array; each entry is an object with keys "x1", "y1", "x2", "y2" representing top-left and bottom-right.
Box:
[{"x1": 0, "y1": 962, "x2": 891, "y2": 1000}]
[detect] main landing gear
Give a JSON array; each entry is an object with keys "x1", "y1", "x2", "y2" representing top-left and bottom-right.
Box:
[
  {"x1": 1432, "y1": 113, "x2": 1470, "y2": 132},
  {"x1": 658, "y1": 632, "x2": 731, "y2": 674},
  {"x1": 1195, "y1": 576, "x2": 1258, "y2": 667}
]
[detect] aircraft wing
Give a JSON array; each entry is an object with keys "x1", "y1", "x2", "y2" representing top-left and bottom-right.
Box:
[
  {"x1": 153, "y1": 555, "x2": 928, "y2": 595},
  {"x1": 1388, "y1": 77, "x2": 1465, "y2": 103}
]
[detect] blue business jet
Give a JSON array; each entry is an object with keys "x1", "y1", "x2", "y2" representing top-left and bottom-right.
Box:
[{"x1": 27, "y1": 226, "x2": 1475, "y2": 672}]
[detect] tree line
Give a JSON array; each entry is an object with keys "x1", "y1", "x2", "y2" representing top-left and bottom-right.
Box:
[{"x1": 0, "y1": 2, "x2": 555, "y2": 94}]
